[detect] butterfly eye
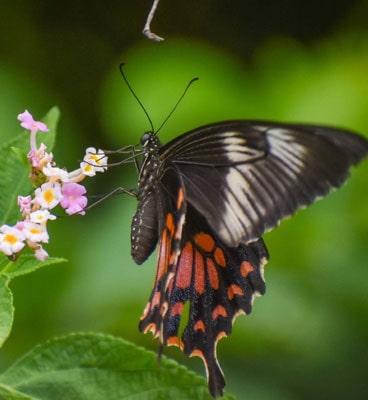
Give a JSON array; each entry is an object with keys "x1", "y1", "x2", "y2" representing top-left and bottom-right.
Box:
[{"x1": 140, "y1": 132, "x2": 152, "y2": 146}]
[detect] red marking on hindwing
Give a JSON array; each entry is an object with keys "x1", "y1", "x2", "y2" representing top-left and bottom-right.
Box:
[
  {"x1": 216, "y1": 331, "x2": 227, "y2": 341},
  {"x1": 227, "y1": 284, "x2": 244, "y2": 300},
  {"x1": 161, "y1": 301, "x2": 169, "y2": 317},
  {"x1": 194, "y1": 320, "x2": 206, "y2": 333},
  {"x1": 194, "y1": 233, "x2": 215, "y2": 252},
  {"x1": 141, "y1": 302, "x2": 150, "y2": 320},
  {"x1": 212, "y1": 305, "x2": 227, "y2": 319},
  {"x1": 157, "y1": 229, "x2": 169, "y2": 280},
  {"x1": 170, "y1": 301, "x2": 184, "y2": 316},
  {"x1": 166, "y1": 213, "x2": 175, "y2": 236},
  {"x1": 194, "y1": 250, "x2": 205, "y2": 294},
  {"x1": 151, "y1": 291, "x2": 161, "y2": 308},
  {"x1": 191, "y1": 349, "x2": 205, "y2": 359},
  {"x1": 206, "y1": 257, "x2": 219, "y2": 290},
  {"x1": 214, "y1": 247, "x2": 226, "y2": 267},
  {"x1": 176, "y1": 242, "x2": 193, "y2": 290},
  {"x1": 144, "y1": 322, "x2": 158, "y2": 335},
  {"x1": 240, "y1": 261, "x2": 255, "y2": 277},
  {"x1": 169, "y1": 251, "x2": 177, "y2": 266},
  {"x1": 167, "y1": 336, "x2": 184, "y2": 349}
]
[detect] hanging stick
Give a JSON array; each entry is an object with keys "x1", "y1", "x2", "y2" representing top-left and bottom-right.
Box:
[{"x1": 143, "y1": 0, "x2": 164, "y2": 42}]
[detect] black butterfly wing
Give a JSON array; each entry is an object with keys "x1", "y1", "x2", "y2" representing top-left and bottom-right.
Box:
[
  {"x1": 139, "y1": 173, "x2": 268, "y2": 397},
  {"x1": 139, "y1": 163, "x2": 187, "y2": 341},
  {"x1": 164, "y1": 203, "x2": 268, "y2": 398},
  {"x1": 160, "y1": 121, "x2": 368, "y2": 246}
]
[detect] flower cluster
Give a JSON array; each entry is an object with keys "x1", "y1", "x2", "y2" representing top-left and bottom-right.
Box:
[{"x1": 0, "y1": 110, "x2": 108, "y2": 261}]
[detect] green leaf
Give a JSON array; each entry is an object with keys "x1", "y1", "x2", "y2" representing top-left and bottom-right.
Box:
[
  {"x1": 0, "y1": 254, "x2": 66, "y2": 280},
  {"x1": 0, "y1": 107, "x2": 60, "y2": 226},
  {"x1": 38, "y1": 107, "x2": 59, "y2": 151},
  {"x1": 10, "y1": 147, "x2": 29, "y2": 169},
  {"x1": 0, "y1": 255, "x2": 64, "y2": 351},
  {"x1": 0, "y1": 333, "x2": 234, "y2": 400},
  {"x1": 0, "y1": 275, "x2": 14, "y2": 349},
  {"x1": 0, "y1": 385, "x2": 34, "y2": 400}
]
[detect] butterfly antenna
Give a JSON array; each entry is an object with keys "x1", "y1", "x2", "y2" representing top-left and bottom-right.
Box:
[
  {"x1": 155, "y1": 77, "x2": 199, "y2": 135},
  {"x1": 119, "y1": 63, "x2": 155, "y2": 133}
]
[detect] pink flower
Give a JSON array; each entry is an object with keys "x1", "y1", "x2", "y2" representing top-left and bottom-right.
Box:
[
  {"x1": 18, "y1": 195, "x2": 32, "y2": 216},
  {"x1": 18, "y1": 110, "x2": 49, "y2": 133},
  {"x1": 35, "y1": 246, "x2": 49, "y2": 261},
  {"x1": 60, "y1": 183, "x2": 88, "y2": 215},
  {"x1": 18, "y1": 110, "x2": 49, "y2": 151}
]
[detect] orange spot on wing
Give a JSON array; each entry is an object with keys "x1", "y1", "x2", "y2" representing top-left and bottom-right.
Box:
[
  {"x1": 151, "y1": 292, "x2": 161, "y2": 308},
  {"x1": 165, "y1": 272, "x2": 174, "y2": 295},
  {"x1": 143, "y1": 322, "x2": 158, "y2": 335},
  {"x1": 212, "y1": 305, "x2": 227, "y2": 319},
  {"x1": 206, "y1": 257, "x2": 219, "y2": 290},
  {"x1": 160, "y1": 301, "x2": 169, "y2": 317},
  {"x1": 240, "y1": 261, "x2": 254, "y2": 277},
  {"x1": 176, "y1": 188, "x2": 185, "y2": 210},
  {"x1": 194, "y1": 320, "x2": 206, "y2": 332},
  {"x1": 140, "y1": 302, "x2": 150, "y2": 320},
  {"x1": 216, "y1": 331, "x2": 227, "y2": 341},
  {"x1": 167, "y1": 336, "x2": 183, "y2": 349},
  {"x1": 176, "y1": 242, "x2": 193, "y2": 290},
  {"x1": 227, "y1": 284, "x2": 244, "y2": 300},
  {"x1": 194, "y1": 233, "x2": 215, "y2": 252},
  {"x1": 190, "y1": 349, "x2": 205, "y2": 360},
  {"x1": 170, "y1": 301, "x2": 184, "y2": 316},
  {"x1": 169, "y1": 251, "x2": 177, "y2": 265},
  {"x1": 214, "y1": 247, "x2": 226, "y2": 267},
  {"x1": 194, "y1": 250, "x2": 205, "y2": 294},
  {"x1": 157, "y1": 229, "x2": 169, "y2": 280},
  {"x1": 166, "y1": 213, "x2": 175, "y2": 236}
]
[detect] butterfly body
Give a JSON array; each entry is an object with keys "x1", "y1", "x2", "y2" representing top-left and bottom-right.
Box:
[
  {"x1": 131, "y1": 132, "x2": 162, "y2": 264},
  {"x1": 130, "y1": 120, "x2": 368, "y2": 397}
]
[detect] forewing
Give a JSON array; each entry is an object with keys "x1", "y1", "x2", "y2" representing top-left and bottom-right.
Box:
[{"x1": 160, "y1": 121, "x2": 368, "y2": 246}]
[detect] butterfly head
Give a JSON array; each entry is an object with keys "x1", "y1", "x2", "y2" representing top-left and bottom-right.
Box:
[
  {"x1": 140, "y1": 131, "x2": 153, "y2": 146},
  {"x1": 140, "y1": 131, "x2": 162, "y2": 153}
]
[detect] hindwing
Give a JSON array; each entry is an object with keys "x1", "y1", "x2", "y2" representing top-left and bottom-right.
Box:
[
  {"x1": 139, "y1": 163, "x2": 186, "y2": 341},
  {"x1": 140, "y1": 197, "x2": 269, "y2": 397}
]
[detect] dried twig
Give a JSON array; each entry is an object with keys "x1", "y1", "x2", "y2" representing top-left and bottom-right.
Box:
[{"x1": 143, "y1": 0, "x2": 164, "y2": 42}]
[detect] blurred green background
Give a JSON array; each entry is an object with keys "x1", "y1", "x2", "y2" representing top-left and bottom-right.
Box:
[{"x1": 1, "y1": 1, "x2": 368, "y2": 399}]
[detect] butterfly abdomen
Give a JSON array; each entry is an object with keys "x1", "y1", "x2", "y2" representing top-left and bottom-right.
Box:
[
  {"x1": 131, "y1": 194, "x2": 158, "y2": 264},
  {"x1": 131, "y1": 133, "x2": 162, "y2": 265}
]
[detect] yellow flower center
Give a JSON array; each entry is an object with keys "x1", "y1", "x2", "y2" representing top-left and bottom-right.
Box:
[
  {"x1": 43, "y1": 189, "x2": 55, "y2": 204},
  {"x1": 4, "y1": 234, "x2": 18, "y2": 245},
  {"x1": 89, "y1": 154, "x2": 101, "y2": 165},
  {"x1": 30, "y1": 227, "x2": 41, "y2": 235}
]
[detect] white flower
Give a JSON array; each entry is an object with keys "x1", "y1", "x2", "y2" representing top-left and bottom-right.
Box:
[
  {"x1": 30, "y1": 209, "x2": 57, "y2": 224},
  {"x1": 0, "y1": 225, "x2": 26, "y2": 256},
  {"x1": 81, "y1": 147, "x2": 108, "y2": 176},
  {"x1": 23, "y1": 222, "x2": 49, "y2": 243},
  {"x1": 34, "y1": 182, "x2": 63, "y2": 209},
  {"x1": 42, "y1": 163, "x2": 69, "y2": 182}
]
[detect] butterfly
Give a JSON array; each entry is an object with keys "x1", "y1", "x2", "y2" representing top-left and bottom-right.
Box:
[{"x1": 128, "y1": 120, "x2": 368, "y2": 397}]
